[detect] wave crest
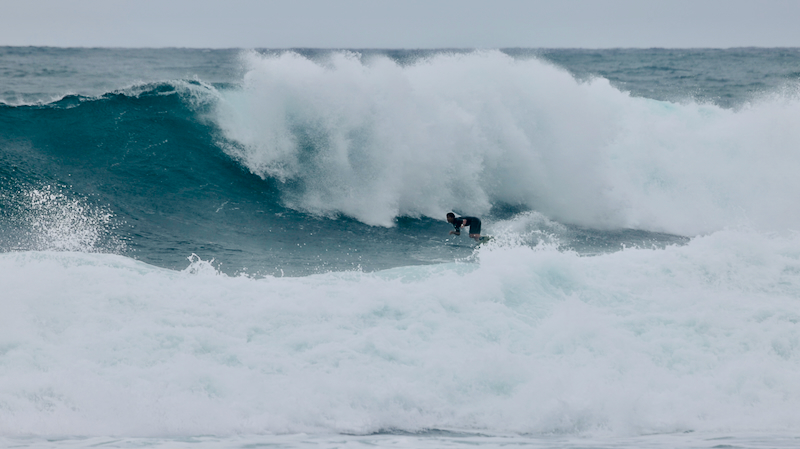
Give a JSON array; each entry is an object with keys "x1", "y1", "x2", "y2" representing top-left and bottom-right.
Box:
[{"x1": 214, "y1": 50, "x2": 800, "y2": 234}]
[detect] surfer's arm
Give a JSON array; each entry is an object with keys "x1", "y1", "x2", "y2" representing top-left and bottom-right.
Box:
[
  {"x1": 448, "y1": 219, "x2": 465, "y2": 235},
  {"x1": 450, "y1": 220, "x2": 464, "y2": 235}
]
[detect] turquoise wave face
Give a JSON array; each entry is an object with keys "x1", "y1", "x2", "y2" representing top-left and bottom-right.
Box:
[
  {"x1": 0, "y1": 77, "x2": 688, "y2": 275},
  {"x1": 0, "y1": 82, "x2": 477, "y2": 274}
]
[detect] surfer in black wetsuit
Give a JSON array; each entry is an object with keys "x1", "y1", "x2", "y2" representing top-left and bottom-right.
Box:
[{"x1": 446, "y1": 212, "x2": 482, "y2": 242}]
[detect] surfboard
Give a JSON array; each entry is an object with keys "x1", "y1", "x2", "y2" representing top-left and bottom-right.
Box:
[{"x1": 476, "y1": 235, "x2": 494, "y2": 245}]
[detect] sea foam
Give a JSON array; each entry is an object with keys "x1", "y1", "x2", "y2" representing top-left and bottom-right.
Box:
[
  {"x1": 1, "y1": 229, "x2": 799, "y2": 437},
  {"x1": 214, "y1": 51, "x2": 800, "y2": 235}
]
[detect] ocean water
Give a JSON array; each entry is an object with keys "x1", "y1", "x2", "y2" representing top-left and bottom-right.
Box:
[{"x1": 1, "y1": 47, "x2": 800, "y2": 448}]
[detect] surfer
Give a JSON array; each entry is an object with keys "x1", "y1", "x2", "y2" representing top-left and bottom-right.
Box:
[{"x1": 447, "y1": 212, "x2": 482, "y2": 242}]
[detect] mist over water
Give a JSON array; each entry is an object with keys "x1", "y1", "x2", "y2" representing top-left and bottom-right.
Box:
[{"x1": 1, "y1": 47, "x2": 800, "y2": 447}]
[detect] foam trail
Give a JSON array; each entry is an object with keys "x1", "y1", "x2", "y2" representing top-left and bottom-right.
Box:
[
  {"x1": 214, "y1": 51, "x2": 800, "y2": 235},
  {"x1": 1, "y1": 230, "x2": 799, "y2": 437}
]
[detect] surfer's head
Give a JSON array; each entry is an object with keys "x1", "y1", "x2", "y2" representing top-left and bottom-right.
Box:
[{"x1": 446, "y1": 212, "x2": 456, "y2": 223}]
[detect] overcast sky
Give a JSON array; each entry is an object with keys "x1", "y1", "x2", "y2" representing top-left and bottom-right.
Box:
[{"x1": 1, "y1": 0, "x2": 798, "y2": 48}]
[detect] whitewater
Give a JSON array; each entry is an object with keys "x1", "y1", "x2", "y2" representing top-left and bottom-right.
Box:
[{"x1": 1, "y1": 47, "x2": 800, "y2": 448}]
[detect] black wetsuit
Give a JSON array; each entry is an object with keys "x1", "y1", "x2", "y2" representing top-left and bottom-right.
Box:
[{"x1": 452, "y1": 216, "x2": 481, "y2": 235}]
